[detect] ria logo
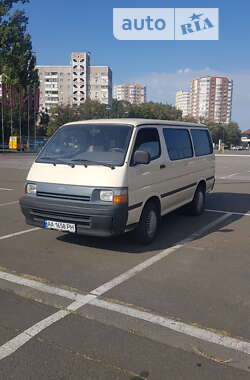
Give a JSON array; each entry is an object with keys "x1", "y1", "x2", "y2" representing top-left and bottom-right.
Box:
[
  {"x1": 181, "y1": 13, "x2": 214, "y2": 35},
  {"x1": 113, "y1": 8, "x2": 219, "y2": 41},
  {"x1": 175, "y1": 8, "x2": 219, "y2": 40}
]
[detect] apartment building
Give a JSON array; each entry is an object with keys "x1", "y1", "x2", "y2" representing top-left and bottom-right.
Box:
[
  {"x1": 175, "y1": 90, "x2": 191, "y2": 118},
  {"x1": 89, "y1": 66, "x2": 112, "y2": 105},
  {"x1": 191, "y1": 76, "x2": 233, "y2": 123},
  {"x1": 37, "y1": 66, "x2": 72, "y2": 110},
  {"x1": 37, "y1": 52, "x2": 112, "y2": 110},
  {"x1": 113, "y1": 82, "x2": 146, "y2": 104}
]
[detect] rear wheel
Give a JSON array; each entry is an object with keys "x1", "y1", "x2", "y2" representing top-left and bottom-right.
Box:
[
  {"x1": 185, "y1": 185, "x2": 206, "y2": 216},
  {"x1": 136, "y1": 202, "x2": 160, "y2": 244}
]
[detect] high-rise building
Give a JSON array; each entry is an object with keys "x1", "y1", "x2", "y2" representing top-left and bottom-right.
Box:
[
  {"x1": 37, "y1": 66, "x2": 72, "y2": 110},
  {"x1": 90, "y1": 66, "x2": 112, "y2": 105},
  {"x1": 191, "y1": 76, "x2": 233, "y2": 123},
  {"x1": 37, "y1": 52, "x2": 112, "y2": 110},
  {"x1": 113, "y1": 82, "x2": 146, "y2": 104},
  {"x1": 71, "y1": 52, "x2": 90, "y2": 106},
  {"x1": 175, "y1": 90, "x2": 191, "y2": 118}
]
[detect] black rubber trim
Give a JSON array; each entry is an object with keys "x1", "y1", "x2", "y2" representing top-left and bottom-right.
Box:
[
  {"x1": 206, "y1": 176, "x2": 215, "y2": 181},
  {"x1": 161, "y1": 182, "x2": 197, "y2": 198},
  {"x1": 128, "y1": 202, "x2": 143, "y2": 211}
]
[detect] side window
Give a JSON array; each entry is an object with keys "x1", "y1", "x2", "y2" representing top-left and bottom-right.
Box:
[
  {"x1": 163, "y1": 128, "x2": 193, "y2": 161},
  {"x1": 191, "y1": 129, "x2": 213, "y2": 156},
  {"x1": 132, "y1": 128, "x2": 161, "y2": 162}
]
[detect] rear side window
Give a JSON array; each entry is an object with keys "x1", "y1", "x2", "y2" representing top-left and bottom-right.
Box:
[
  {"x1": 132, "y1": 128, "x2": 161, "y2": 161},
  {"x1": 163, "y1": 128, "x2": 193, "y2": 161},
  {"x1": 191, "y1": 129, "x2": 213, "y2": 156}
]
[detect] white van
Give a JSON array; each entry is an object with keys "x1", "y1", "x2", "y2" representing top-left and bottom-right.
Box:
[{"x1": 20, "y1": 119, "x2": 215, "y2": 244}]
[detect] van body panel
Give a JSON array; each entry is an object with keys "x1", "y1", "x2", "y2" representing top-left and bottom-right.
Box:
[
  {"x1": 20, "y1": 119, "x2": 215, "y2": 239},
  {"x1": 27, "y1": 162, "x2": 128, "y2": 188}
]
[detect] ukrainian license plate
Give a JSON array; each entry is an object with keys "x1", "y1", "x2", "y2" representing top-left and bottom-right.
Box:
[{"x1": 44, "y1": 220, "x2": 76, "y2": 233}]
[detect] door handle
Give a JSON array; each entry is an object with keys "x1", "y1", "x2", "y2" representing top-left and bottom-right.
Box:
[{"x1": 160, "y1": 164, "x2": 166, "y2": 169}]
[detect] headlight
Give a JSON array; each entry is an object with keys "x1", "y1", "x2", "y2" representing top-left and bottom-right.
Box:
[
  {"x1": 100, "y1": 190, "x2": 113, "y2": 202},
  {"x1": 99, "y1": 189, "x2": 128, "y2": 204},
  {"x1": 26, "y1": 183, "x2": 37, "y2": 195}
]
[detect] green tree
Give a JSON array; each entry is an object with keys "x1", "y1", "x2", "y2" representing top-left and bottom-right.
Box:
[
  {"x1": 0, "y1": 0, "x2": 39, "y2": 144},
  {"x1": 47, "y1": 105, "x2": 79, "y2": 136},
  {"x1": 110, "y1": 99, "x2": 132, "y2": 118},
  {"x1": 224, "y1": 122, "x2": 241, "y2": 146},
  {"x1": 0, "y1": 1, "x2": 38, "y2": 87}
]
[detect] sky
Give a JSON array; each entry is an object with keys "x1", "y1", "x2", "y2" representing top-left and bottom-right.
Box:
[{"x1": 18, "y1": 0, "x2": 250, "y2": 130}]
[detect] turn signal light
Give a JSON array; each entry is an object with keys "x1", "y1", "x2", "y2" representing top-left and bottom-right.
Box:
[{"x1": 113, "y1": 194, "x2": 128, "y2": 204}]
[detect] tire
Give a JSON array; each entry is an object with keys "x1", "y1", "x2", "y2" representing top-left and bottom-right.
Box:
[
  {"x1": 185, "y1": 186, "x2": 206, "y2": 216},
  {"x1": 136, "y1": 202, "x2": 160, "y2": 244}
]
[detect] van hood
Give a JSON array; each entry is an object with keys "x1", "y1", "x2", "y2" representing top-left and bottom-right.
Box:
[{"x1": 27, "y1": 162, "x2": 127, "y2": 188}]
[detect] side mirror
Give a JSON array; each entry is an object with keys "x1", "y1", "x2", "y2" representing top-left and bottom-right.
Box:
[{"x1": 133, "y1": 150, "x2": 150, "y2": 165}]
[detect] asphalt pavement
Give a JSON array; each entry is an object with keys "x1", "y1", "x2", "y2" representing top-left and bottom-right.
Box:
[{"x1": 0, "y1": 152, "x2": 250, "y2": 380}]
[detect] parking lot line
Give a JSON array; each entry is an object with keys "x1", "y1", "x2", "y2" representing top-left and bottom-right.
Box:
[
  {"x1": 0, "y1": 228, "x2": 40, "y2": 241},
  {"x1": 0, "y1": 270, "x2": 78, "y2": 300},
  {"x1": 215, "y1": 154, "x2": 250, "y2": 157},
  {"x1": 206, "y1": 209, "x2": 250, "y2": 217},
  {"x1": 0, "y1": 188, "x2": 13, "y2": 191},
  {"x1": 0, "y1": 213, "x2": 232, "y2": 361},
  {"x1": 0, "y1": 201, "x2": 19, "y2": 207},
  {"x1": 89, "y1": 298, "x2": 250, "y2": 356}
]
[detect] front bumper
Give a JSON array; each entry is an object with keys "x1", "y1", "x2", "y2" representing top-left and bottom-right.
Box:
[{"x1": 19, "y1": 195, "x2": 128, "y2": 237}]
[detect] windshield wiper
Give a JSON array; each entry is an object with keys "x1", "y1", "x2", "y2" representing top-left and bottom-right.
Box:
[
  {"x1": 39, "y1": 157, "x2": 75, "y2": 167},
  {"x1": 71, "y1": 159, "x2": 115, "y2": 170}
]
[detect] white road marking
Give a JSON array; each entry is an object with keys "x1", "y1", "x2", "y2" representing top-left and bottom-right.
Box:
[
  {"x1": 0, "y1": 228, "x2": 40, "y2": 241},
  {"x1": 0, "y1": 188, "x2": 13, "y2": 191},
  {"x1": 0, "y1": 213, "x2": 232, "y2": 360},
  {"x1": 0, "y1": 294, "x2": 97, "y2": 361},
  {"x1": 92, "y1": 214, "x2": 231, "y2": 297},
  {"x1": 215, "y1": 154, "x2": 250, "y2": 157},
  {"x1": 206, "y1": 209, "x2": 250, "y2": 217},
  {"x1": 0, "y1": 270, "x2": 78, "y2": 300},
  {"x1": 220, "y1": 173, "x2": 241, "y2": 179},
  {"x1": 90, "y1": 299, "x2": 250, "y2": 356},
  {"x1": 0, "y1": 201, "x2": 19, "y2": 207}
]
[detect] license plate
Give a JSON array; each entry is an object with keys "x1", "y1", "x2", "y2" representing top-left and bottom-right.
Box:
[{"x1": 44, "y1": 220, "x2": 76, "y2": 233}]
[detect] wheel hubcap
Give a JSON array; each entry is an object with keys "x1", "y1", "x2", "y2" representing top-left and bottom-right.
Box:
[{"x1": 146, "y1": 210, "x2": 157, "y2": 238}]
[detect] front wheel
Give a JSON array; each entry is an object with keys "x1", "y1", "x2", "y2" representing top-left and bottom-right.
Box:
[
  {"x1": 185, "y1": 186, "x2": 206, "y2": 216},
  {"x1": 136, "y1": 202, "x2": 160, "y2": 244}
]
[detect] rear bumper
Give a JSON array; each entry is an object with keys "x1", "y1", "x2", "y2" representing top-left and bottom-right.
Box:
[{"x1": 19, "y1": 195, "x2": 128, "y2": 237}]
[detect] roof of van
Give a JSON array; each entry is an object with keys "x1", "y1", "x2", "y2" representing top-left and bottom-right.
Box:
[{"x1": 64, "y1": 118, "x2": 207, "y2": 128}]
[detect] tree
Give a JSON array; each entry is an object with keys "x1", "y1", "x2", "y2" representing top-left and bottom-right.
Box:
[
  {"x1": 37, "y1": 109, "x2": 50, "y2": 136},
  {"x1": 110, "y1": 99, "x2": 132, "y2": 118},
  {"x1": 0, "y1": 0, "x2": 39, "y2": 144},
  {"x1": 47, "y1": 105, "x2": 79, "y2": 136},
  {"x1": 0, "y1": 0, "x2": 29, "y2": 18},
  {"x1": 203, "y1": 121, "x2": 242, "y2": 146},
  {"x1": 0, "y1": 7, "x2": 39, "y2": 87}
]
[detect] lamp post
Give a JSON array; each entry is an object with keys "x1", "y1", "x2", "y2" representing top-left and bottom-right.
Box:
[{"x1": 0, "y1": 73, "x2": 10, "y2": 152}]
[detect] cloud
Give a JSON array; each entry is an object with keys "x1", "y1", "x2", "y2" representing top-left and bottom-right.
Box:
[{"x1": 133, "y1": 68, "x2": 250, "y2": 130}]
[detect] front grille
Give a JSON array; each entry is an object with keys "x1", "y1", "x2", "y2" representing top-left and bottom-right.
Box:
[
  {"x1": 31, "y1": 208, "x2": 91, "y2": 227},
  {"x1": 37, "y1": 191, "x2": 90, "y2": 202}
]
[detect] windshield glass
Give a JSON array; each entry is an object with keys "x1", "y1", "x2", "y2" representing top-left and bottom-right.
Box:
[{"x1": 36, "y1": 124, "x2": 133, "y2": 166}]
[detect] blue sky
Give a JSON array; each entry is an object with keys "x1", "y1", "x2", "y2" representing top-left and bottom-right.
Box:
[{"x1": 20, "y1": 0, "x2": 250, "y2": 130}]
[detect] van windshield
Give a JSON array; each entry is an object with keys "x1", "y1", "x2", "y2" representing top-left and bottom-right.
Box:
[{"x1": 36, "y1": 124, "x2": 133, "y2": 167}]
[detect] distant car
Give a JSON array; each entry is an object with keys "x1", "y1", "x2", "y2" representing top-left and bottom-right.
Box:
[{"x1": 231, "y1": 146, "x2": 243, "y2": 150}]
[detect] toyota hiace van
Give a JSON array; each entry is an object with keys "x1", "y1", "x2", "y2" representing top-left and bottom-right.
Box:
[{"x1": 20, "y1": 119, "x2": 215, "y2": 244}]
